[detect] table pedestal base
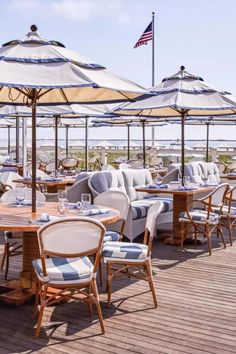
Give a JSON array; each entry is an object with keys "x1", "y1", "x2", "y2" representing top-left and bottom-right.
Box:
[{"x1": 0, "y1": 280, "x2": 35, "y2": 305}]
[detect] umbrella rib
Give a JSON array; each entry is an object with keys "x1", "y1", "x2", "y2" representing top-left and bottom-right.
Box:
[{"x1": 59, "y1": 88, "x2": 70, "y2": 104}]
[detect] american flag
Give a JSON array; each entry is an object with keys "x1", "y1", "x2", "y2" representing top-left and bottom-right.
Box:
[{"x1": 134, "y1": 21, "x2": 153, "y2": 48}]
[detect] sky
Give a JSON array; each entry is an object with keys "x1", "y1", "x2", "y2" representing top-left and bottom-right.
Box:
[{"x1": 0, "y1": 0, "x2": 236, "y2": 143}]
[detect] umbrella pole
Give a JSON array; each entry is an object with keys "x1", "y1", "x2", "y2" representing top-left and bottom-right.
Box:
[
  {"x1": 206, "y1": 122, "x2": 209, "y2": 162},
  {"x1": 65, "y1": 125, "x2": 69, "y2": 157},
  {"x1": 127, "y1": 124, "x2": 130, "y2": 161},
  {"x1": 141, "y1": 119, "x2": 146, "y2": 168},
  {"x1": 85, "y1": 118, "x2": 88, "y2": 171},
  {"x1": 31, "y1": 91, "x2": 37, "y2": 213},
  {"x1": 181, "y1": 112, "x2": 185, "y2": 186},
  {"x1": 55, "y1": 115, "x2": 59, "y2": 174},
  {"x1": 15, "y1": 117, "x2": 20, "y2": 162},
  {"x1": 7, "y1": 126, "x2": 11, "y2": 155}
]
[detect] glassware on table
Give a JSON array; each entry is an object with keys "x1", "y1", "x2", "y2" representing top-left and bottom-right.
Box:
[
  {"x1": 58, "y1": 201, "x2": 69, "y2": 216},
  {"x1": 81, "y1": 193, "x2": 91, "y2": 208},
  {"x1": 16, "y1": 189, "x2": 25, "y2": 207},
  {"x1": 154, "y1": 175, "x2": 162, "y2": 186},
  {"x1": 177, "y1": 172, "x2": 182, "y2": 184},
  {"x1": 202, "y1": 176, "x2": 208, "y2": 186},
  {"x1": 183, "y1": 176, "x2": 190, "y2": 187},
  {"x1": 58, "y1": 190, "x2": 67, "y2": 202}
]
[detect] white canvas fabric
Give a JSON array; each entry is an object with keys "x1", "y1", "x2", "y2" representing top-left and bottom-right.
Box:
[
  {"x1": 114, "y1": 67, "x2": 236, "y2": 117},
  {"x1": 0, "y1": 27, "x2": 146, "y2": 106}
]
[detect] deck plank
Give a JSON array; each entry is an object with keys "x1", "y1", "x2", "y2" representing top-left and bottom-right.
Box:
[{"x1": 0, "y1": 232, "x2": 236, "y2": 354}]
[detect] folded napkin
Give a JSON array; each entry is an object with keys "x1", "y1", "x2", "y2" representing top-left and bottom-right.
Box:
[
  {"x1": 201, "y1": 183, "x2": 219, "y2": 187},
  {"x1": 178, "y1": 186, "x2": 198, "y2": 191},
  {"x1": 228, "y1": 173, "x2": 236, "y2": 176},
  {"x1": 148, "y1": 184, "x2": 168, "y2": 189},
  {"x1": 44, "y1": 177, "x2": 63, "y2": 182},
  {"x1": 29, "y1": 214, "x2": 60, "y2": 224},
  {"x1": 79, "y1": 208, "x2": 109, "y2": 216}
]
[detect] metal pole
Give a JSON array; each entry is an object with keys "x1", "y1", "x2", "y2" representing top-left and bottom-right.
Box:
[
  {"x1": 151, "y1": 11, "x2": 155, "y2": 146},
  {"x1": 85, "y1": 118, "x2": 89, "y2": 171},
  {"x1": 55, "y1": 116, "x2": 58, "y2": 173},
  {"x1": 181, "y1": 111, "x2": 185, "y2": 186},
  {"x1": 22, "y1": 118, "x2": 27, "y2": 177},
  {"x1": 65, "y1": 125, "x2": 69, "y2": 157},
  {"x1": 127, "y1": 124, "x2": 130, "y2": 161},
  {"x1": 15, "y1": 117, "x2": 20, "y2": 162},
  {"x1": 7, "y1": 126, "x2": 11, "y2": 155},
  {"x1": 206, "y1": 122, "x2": 209, "y2": 162},
  {"x1": 31, "y1": 90, "x2": 37, "y2": 213},
  {"x1": 141, "y1": 119, "x2": 146, "y2": 168}
]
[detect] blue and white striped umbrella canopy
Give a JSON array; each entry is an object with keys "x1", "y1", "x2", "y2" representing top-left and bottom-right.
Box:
[
  {"x1": 0, "y1": 25, "x2": 146, "y2": 106},
  {"x1": 114, "y1": 66, "x2": 236, "y2": 117}
]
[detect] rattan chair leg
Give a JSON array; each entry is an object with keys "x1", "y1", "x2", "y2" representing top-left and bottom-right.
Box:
[
  {"x1": 218, "y1": 226, "x2": 226, "y2": 249},
  {"x1": 227, "y1": 217, "x2": 233, "y2": 246},
  {"x1": 35, "y1": 286, "x2": 47, "y2": 337},
  {"x1": 180, "y1": 222, "x2": 185, "y2": 251},
  {"x1": 206, "y1": 224, "x2": 212, "y2": 256},
  {"x1": 106, "y1": 262, "x2": 112, "y2": 308},
  {"x1": 0, "y1": 244, "x2": 6, "y2": 269},
  {"x1": 91, "y1": 279, "x2": 105, "y2": 333},
  {"x1": 145, "y1": 261, "x2": 158, "y2": 308},
  {"x1": 99, "y1": 258, "x2": 103, "y2": 287},
  {"x1": 4, "y1": 243, "x2": 10, "y2": 280}
]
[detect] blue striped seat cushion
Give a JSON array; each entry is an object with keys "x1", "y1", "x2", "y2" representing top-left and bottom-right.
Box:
[
  {"x1": 32, "y1": 256, "x2": 93, "y2": 284},
  {"x1": 212, "y1": 205, "x2": 236, "y2": 216},
  {"x1": 179, "y1": 209, "x2": 219, "y2": 223},
  {"x1": 104, "y1": 231, "x2": 120, "y2": 242},
  {"x1": 102, "y1": 241, "x2": 148, "y2": 261},
  {"x1": 131, "y1": 197, "x2": 173, "y2": 220}
]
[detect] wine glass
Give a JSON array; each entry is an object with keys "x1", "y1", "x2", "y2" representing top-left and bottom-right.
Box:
[
  {"x1": 177, "y1": 172, "x2": 182, "y2": 184},
  {"x1": 155, "y1": 175, "x2": 162, "y2": 186},
  {"x1": 202, "y1": 175, "x2": 208, "y2": 186},
  {"x1": 58, "y1": 201, "x2": 69, "y2": 216},
  {"x1": 81, "y1": 193, "x2": 91, "y2": 208},
  {"x1": 16, "y1": 189, "x2": 25, "y2": 207},
  {"x1": 58, "y1": 190, "x2": 67, "y2": 203},
  {"x1": 183, "y1": 176, "x2": 190, "y2": 187}
]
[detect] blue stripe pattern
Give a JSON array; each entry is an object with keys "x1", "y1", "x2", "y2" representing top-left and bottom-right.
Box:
[
  {"x1": 131, "y1": 197, "x2": 173, "y2": 220},
  {"x1": 32, "y1": 256, "x2": 93, "y2": 282},
  {"x1": 102, "y1": 241, "x2": 147, "y2": 260},
  {"x1": 179, "y1": 209, "x2": 219, "y2": 223},
  {"x1": 104, "y1": 231, "x2": 120, "y2": 242}
]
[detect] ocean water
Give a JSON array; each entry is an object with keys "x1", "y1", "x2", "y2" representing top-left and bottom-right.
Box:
[{"x1": 2, "y1": 138, "x2": 236, "y2": 148}]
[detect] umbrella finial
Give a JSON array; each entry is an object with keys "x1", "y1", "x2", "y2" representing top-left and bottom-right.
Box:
[
  {"x1": 180, "y1": 65, "x2": 185, "y2": 71},
  {"x1": 30, "y1": 25, "x2": 38, "y2": 32}
]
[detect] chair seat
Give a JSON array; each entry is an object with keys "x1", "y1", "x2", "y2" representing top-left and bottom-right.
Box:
[
  {"x1": 212, "y1": 205, "x2": 236, "y2": 216},
  {"x1": 131, "y1": 197, "x2": 173, "y2": 220},
  {"x1": 104, "y1": 231, "x2": 120, "y2": 242},
  {"x1": 4, "y1": 231, "x2": 22, "y2": 242},
  {"x1": 32, "y1": 256, "x2": 93, "y2": 285},
  {"x1": 102, "y1": 241, "x2": 148, "y2": 262},
  {"x1": 179, "y1": 209, "x2": 219, "y2": 224}
]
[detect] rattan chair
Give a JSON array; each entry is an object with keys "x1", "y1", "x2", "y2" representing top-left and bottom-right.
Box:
[
  {"x1": 94, "y1": 191, "x2": 130, "y2": 285},
  {"x1": 215, "y1": 185, "x2": 236, "y2": 246},
  {"x1": 0, "y1": 188, "x2": 46, "y2": 279},
  {"x1": 102, "y1": 201, "x2": 164, "y2": 308},
  {"x1": 179, "y1": 183, "x2": 229, "y2": 256},
  {"x1": 33, "y1": 217, "x2": 105, "y2": 337}
]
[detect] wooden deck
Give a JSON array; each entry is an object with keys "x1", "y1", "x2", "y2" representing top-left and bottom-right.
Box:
[{"x1": 0, "y1": 231, "x2": 236, "y2": 354}]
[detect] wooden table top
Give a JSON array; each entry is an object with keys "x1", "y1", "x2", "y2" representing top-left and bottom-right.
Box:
[
  {"x1": 136, "y1": 186, "x2": 215, "y2": 196},
  {"x1": 0, "y1": 202, "x2": 120, "y2": 232},
  {"x1": 13, "y1": 177, "x2": 76, "y2": 186},
  {"x1": 220, "y1": 174, "x2": 236, "y2": 180}
]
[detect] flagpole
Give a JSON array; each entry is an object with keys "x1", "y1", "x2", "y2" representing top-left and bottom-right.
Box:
[{"x1": 151, "y1": 11, "x2": 155, "y2": 148}]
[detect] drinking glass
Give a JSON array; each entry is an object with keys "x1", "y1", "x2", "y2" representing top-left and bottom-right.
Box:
[
  {"x1": 177, "y1": 173, "x2": 182, "y2": 183},
  {"x1": 155, "y1": 175, "x2": 162, "y2": 186},
  {"x1": 58, "y1": 201, "x2": 69, "y2": 216},
  {"x1": 58, "y1": 190, "x2": 67, "y2": 203},
  {"x1": 16, "y1": 189, "x2": 25, "y2": 207},
  {"x1": 81, "y1": 193, "x2": 91, "y2": 208},
  {"x1": 202, "y1": 176, "x2": 208, "y2": 186},
  {"x1": 183, "y1": 176, "x2": 190, "y2": 187}
]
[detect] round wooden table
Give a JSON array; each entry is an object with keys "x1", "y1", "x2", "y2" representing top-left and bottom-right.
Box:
[{"x1": 0, "y1": 202, "x2": 120, "y2": 304}]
